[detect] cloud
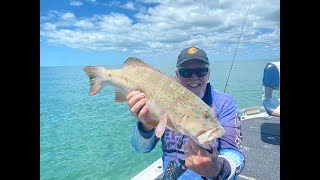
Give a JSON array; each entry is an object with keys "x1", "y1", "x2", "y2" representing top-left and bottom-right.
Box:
[
  {"x1": 70, "y1": 0, "x2": 83, "y2": 6},
  {"x1": 40, "y1": 0, "x2": 280, "y2": 59},
  {"x1": 121, "y1": 1, "x2": 137, "y2": 11}
]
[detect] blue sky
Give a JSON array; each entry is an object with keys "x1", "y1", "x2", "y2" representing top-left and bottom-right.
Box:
[{"x1": 40, "y1": 0, "x2": 280, "y2": 67}]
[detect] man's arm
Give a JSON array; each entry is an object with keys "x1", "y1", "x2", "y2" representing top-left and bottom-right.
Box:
[
  {"x1": 218, "y1": 149, "x2": 245, "y2": 180},
  {"x1": 127, "y1": 91, "x2": 160, "y2": 153},
  {"x1": 215, "y1": 94, "x2": 245, "y2": 179},
  {"x1": 132, "y1": 121, "x2": 160, "y2": 153}
]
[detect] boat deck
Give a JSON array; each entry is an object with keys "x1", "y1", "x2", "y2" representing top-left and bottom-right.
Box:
[
  {"x1": 238, "y1": 115, "x2": 280, "y2": 180},
  {"x1": 132, "y1": 113, "x2": 280, "y2": 180}
]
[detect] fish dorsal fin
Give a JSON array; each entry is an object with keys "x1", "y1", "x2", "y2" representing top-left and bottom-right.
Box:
[
  {"x1": 115, "y1": 89, "x2": 127, "y2": 102},
  {"x1": 123, "y1": 57, "x2": 179, "y2": 82},
  {"x1": 123, "y1": 57, "x2": 165, "y2": 75},
  {"x1": 123, "y1": 57, "x2": 151, "y2": 68}
]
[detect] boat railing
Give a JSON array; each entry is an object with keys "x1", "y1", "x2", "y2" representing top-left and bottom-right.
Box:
[{"x1": 240, "y1": 106, "x2": 266, "y2": 119}]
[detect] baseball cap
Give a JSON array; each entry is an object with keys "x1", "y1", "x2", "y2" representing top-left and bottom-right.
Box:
[{"x1": 176, "y1": 46, "x2": 209, "y2": 67}]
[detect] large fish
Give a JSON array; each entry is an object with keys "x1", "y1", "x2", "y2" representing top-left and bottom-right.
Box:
[{"x1": 83, "y1": 57, "x2": 225, "y2": 149}]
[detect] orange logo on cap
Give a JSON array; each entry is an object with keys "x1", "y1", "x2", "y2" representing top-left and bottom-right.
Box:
[{"x1": 187, "y1": 47, "x2": 198, "y2": 54}]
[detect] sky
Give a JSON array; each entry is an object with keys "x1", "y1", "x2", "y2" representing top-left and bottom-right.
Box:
[{"x1": 40, "y1": 0, "x2": 280, "y2": 67}]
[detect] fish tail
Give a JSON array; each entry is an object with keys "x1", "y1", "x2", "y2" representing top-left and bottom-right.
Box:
[{"x1": 83, "y1": 66, "x2": 108, "y2": 96}]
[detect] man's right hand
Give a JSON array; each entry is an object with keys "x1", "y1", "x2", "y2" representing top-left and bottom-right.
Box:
[{"x1": 126, "y1": 91, "x2": 155, "y2": 132}]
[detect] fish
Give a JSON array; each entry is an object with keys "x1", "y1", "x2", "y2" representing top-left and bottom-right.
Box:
[{"x1": 83, "y1": 57, "x2": 225, "y2": 149}]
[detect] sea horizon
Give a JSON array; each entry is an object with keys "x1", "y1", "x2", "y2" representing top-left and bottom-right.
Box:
[{"x1": 40, "y1": 59, "x2": 280, "y2": 179}]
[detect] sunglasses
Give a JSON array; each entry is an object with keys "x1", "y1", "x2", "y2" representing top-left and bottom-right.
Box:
[{"x1": 178, "y1": 67, "x2": 209, "y2": 78}]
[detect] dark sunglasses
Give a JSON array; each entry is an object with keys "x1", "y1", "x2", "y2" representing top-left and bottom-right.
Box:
[{"x1": 178, "y1": 67, "x2": 209, "y2": 78}]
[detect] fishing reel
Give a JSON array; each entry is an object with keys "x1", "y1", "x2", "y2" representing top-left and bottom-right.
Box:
[{"x1": 163, "y1": 158, "x2": 187, "y2": 180}]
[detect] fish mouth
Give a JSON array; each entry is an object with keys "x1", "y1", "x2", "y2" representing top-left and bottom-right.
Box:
[
  {"x1": 197, "y1": 127, "x2": 225, "y2": 145},
  {"x1": 207, "y1": 128, "x2": 225, "y2": 140}
]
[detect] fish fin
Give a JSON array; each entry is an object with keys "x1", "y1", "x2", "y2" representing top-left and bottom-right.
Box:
[
  {"x1": 155, "y1": 113, "x2": 167, "y2": 138},
  {"x1": 115, "y1": 89, "x2": 127, "y2": 102},
  {"x1": 123, "y1": 57, "x2": 149, "y2": 68},
  {"x1": 83, "y1": 66, "x2": 107, "y2": 96},
  {"x1": 123, "y1": 57, "x2": 181, "y2": 84},
  {"x1": 123, "y1": 57, "x2": 163, "y2": 73}
]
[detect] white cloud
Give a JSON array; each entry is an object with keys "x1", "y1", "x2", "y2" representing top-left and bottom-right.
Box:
[
  {"x1": 40, "y1": 0, "x2": 280, "y2": 59},
  {"x1": 74, "y1": 19, "x2": 95, "y2": 29},
  {"x1": 61, "y1": 12, "x2": 76, "y2": 21},
  {"x1": 41, "y1": 22, "x2": 57, "y2": 31},
  {"x1": 109, "y1": 0, "x2": 120, "y2": 7},
  {"x1": 70, "y1": 0, "x2": 83, "y2": 6},
  {"x1": 121, "y1": 1, "x2": 137, "y2": 10}
]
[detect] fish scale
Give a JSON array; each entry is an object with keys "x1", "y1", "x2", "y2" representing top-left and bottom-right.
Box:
[{"x1": 83, "y1": 57, "x2": 225, "y2": 149}]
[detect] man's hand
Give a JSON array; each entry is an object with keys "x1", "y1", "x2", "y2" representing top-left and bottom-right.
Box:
[
  {"x1": 126, "y1": 91, "x2": 157, "y2": 131},
  {"x1": 184, "y1": 138, "x2": 222, "y2": 178}
]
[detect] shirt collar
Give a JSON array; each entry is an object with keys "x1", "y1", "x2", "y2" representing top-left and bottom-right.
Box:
[{"x1": 202, "y1": 83, "x2": 213, "y2": 107}]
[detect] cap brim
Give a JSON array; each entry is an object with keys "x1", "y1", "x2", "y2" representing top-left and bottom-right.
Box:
[{"x1": 177, "y1": 57, "x2": 209, "y2": 67}]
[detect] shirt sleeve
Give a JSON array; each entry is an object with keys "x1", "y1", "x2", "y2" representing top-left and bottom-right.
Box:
[
  {"x1": 213, "y1": 92, "x2": 245, "y2": 179},
  {"x1": 216, "y1": 95, "x2": 244, "y2": 154},
  {"x1": 218, "y1": 149, "x2": 245, "y2": 180},
  {"x1": 204, "y1": 149, "x2": 245, "y2": 180},
  {"x1": 131, "y1": 121, "x2": 160, "y2": 153}
]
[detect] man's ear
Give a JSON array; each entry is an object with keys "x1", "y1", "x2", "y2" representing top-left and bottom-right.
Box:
[{"x1": 207, "y1": 68, "x2": 211, "y2": 81}]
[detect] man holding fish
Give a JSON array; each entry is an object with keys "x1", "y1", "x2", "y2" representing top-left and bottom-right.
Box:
[
  {"x1": 129, "y1": 47, "x2": 245, "y2": 179},
  {"x1": 83, "y1": 46, "x2": 245, "y2": 179}
]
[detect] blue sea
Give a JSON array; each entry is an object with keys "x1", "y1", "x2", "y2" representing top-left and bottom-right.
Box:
[{"x1": 40, "y1": 59, "x2": 279, "y2": 180}]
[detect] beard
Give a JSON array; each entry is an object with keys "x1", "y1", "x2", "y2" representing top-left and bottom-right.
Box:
[{"x1": 186, "y1": 80, "x2": 206, "y2": 98}]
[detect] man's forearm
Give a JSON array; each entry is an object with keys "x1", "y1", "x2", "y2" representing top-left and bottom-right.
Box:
[
  {"x1": 199, "y1": 157, "x2": 223, "y2": 179},
  {"x1": 139, "y1": 121, "x2": 154, "y2": 132},
  {"x1": 131, "y1": 122, "x2": 159, "y2": 153},
  {"x1": 218, "y1": 149, "x2": 245, "y2": 180}
]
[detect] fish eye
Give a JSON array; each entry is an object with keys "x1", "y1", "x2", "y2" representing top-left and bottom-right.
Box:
[{"x1": 202, "y1": 111, "x2": 210, "y2": 119}]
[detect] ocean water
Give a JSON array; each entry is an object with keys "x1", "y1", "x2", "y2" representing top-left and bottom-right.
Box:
[{"x1": 40, "y1": 59, "x2": 279, "y2": 180}]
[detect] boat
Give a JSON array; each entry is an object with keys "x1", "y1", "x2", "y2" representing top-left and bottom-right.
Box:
[
  {"x1": 262, "y1": 61, "x2": 280, "y2": 117},
  {"x1": 131, "y1": 62, "x2": 280, "y2": 180}
]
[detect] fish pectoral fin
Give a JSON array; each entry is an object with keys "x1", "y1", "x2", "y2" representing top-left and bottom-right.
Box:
[
  {"x1": 155, "y1": 113, "x2": 167, "y2": 138},
  {"x1": 115, "y1": 89, "x2": 127, "y2": 102}
]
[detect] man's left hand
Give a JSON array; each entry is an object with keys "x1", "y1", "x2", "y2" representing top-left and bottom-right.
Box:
[{"x1": 184, "y1": 138, "x2": 221, "y2": 178}]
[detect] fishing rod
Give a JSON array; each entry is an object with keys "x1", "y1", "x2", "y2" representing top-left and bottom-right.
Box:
[{"x1": 223, "y1": 5, "x2": 251, "y2": 93}]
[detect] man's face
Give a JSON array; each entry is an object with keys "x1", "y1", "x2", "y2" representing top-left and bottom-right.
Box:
[{"x1": 176, "y1": 59, "x2": 210, "y2": 98}]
